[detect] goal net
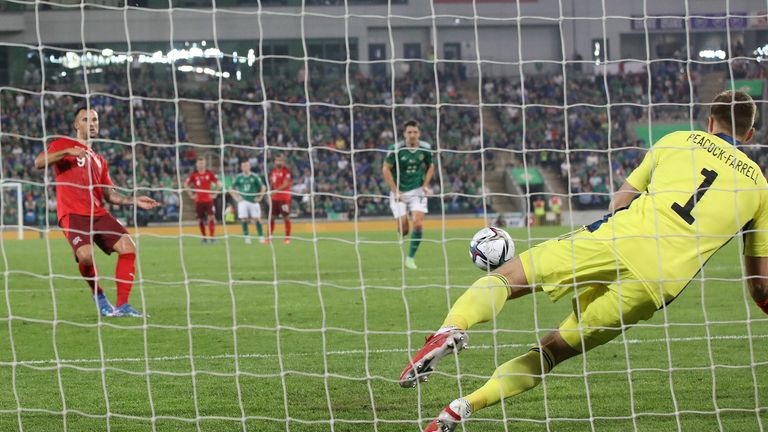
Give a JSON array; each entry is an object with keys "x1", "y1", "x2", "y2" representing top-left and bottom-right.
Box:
[{"x1": 0, "y1": 0, "x2": 766, "y2": 431}]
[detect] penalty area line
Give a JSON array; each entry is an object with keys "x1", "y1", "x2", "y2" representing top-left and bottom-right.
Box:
[{"x1": 6, "y1": 333, "x2": 767, "y2": 367}]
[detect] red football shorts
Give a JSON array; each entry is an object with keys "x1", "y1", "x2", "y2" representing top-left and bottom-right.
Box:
[
  {"x1": 270, "y1": 199, "x2": 290, "y2": 217},
  {"x1": 59, "y1": 213, "x2": 128, "y2": 256},
  {"x1": 196, "y1": 201, "x2": 215, "y2": 220}
]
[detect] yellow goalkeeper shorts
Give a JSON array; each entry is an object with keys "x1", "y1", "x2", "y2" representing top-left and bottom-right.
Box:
[{"x1": 518, "y1": 229, "x2": 658, "y2": 352}]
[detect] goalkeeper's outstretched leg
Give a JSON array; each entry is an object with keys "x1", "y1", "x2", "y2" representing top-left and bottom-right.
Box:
[
  {"x1": 422, "y1": 329, "x2": 579, "y2": 432},
  {"x1": 421, "y1": 281, "x2": 658, "y2": 431},
  {"x1": 401, "y1": 230, "x2": 660, "y2": 431},
  {"x1": 398, "y1": 259, "x2": 531, "y2": 387}
]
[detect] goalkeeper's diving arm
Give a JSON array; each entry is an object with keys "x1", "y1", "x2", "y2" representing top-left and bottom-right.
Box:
[
  {"x1": 608, "y1": 181, "x2": 640, "y2": 214},
  {"x1": 745, "y1": 256, "x2": 768, "y2": 315}
]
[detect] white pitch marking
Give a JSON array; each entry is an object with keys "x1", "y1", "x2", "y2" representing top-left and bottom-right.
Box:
[
  {"x1": 3, "y1": 273, "x2": 451, "y2": 292},
  {"x1": 4, "y1": 333, "x2": 766, "y2": 367}
]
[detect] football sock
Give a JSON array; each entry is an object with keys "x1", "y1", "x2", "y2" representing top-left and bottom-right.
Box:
[
  {"x1": 208, "y1": 219, "x2": 216, "y2": 238},
  {"x1": 441, "y1": 274, "x2": 509, "y2": 330},
  {"x1": 407, "y1": 228, "x2": 422, "y2": 258},
  {"x1": 242, "y1": 222, "x2": 250, "y2": 236},
  {"x1": 285, "y1": 217, "x2": 291, "y2": 238},
  {"x1": 270, "y1": 218, "x2": 275, "y2": 235},
  {"x1": 78, "y1": 262, "x2": 103, "y2": 296},
  {"x1": 115, "y1": 253, "x2": 136, "y2": 307},
  {"x1": 255, "y1": 221, "x2": 264, "y2": 237},
  {"x1": 465, "y1": 346, "x2": 554, "y2": 412},
  {"x1": 436, "y1": 325, "x2": 459, "y2": 335},
  {"x1": 198, "y1": 219, "x2": 206, "y2": 236}
]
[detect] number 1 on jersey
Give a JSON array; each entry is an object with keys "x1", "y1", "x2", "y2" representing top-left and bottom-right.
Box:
[{"x1": 671, "y1": 168, "x2": 718, "y2": 225}]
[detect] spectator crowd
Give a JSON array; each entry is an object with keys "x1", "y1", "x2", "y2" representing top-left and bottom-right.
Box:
[{"x1": 2, "y1": 59, "x2": 765, "y2": 226}]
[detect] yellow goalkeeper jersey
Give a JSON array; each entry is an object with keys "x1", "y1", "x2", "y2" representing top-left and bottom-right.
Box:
[{"x1": 591, "y1": 130, "x2": 768, "y2": 307}]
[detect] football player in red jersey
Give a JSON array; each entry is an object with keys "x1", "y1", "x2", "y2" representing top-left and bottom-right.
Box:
[
  {"x1": 184, "y1": 156, "x2": 221, "y2": 244},
  {"x1": 268, "y1": 154, "x2": 292, "y2": 244},
  {"x1": 34, "y1": 107, "x2": 160, "y2": 318}
]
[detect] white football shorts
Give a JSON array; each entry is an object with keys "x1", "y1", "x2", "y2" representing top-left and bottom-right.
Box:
[
  {"x1": 390, "y1": 188, "x2": 428, "y2": 219},
  {"x1": 238, "y1": 201, "x2": 262, "y2": 220}
]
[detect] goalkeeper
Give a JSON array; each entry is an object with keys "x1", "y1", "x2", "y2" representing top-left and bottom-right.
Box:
[{"x1": 399, "y1": 91, "x2": 768, "y2": 431}]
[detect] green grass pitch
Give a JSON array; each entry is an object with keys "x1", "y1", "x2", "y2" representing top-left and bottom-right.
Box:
[{"x1": 0, "y1": 226, "x2": 766, "y2": 431}]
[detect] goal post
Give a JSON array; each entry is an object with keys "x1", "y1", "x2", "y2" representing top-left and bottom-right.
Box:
[{"x1": 0, "y1": 182, "x2": 23, "y2": 240}]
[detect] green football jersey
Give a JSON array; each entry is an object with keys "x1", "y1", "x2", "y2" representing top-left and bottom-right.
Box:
[
  {"x1": 232, "y1": 173, "x2": 264, "y2": 203},
  {"x1": 384, "y1": 140, "x2": 433, "y2": 192}
]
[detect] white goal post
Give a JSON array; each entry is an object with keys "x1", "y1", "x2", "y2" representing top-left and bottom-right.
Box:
[{"x1": 0, "y1": 181, "x2": 23, "y2": 240}]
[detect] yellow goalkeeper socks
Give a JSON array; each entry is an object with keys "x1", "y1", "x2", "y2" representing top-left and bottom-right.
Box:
[
  {"x1": 465, "y1": 346, "x2": 554, "y2": 412},
  {"x1": 441, "y1": 274, "x2": 509, "y2": 330}
]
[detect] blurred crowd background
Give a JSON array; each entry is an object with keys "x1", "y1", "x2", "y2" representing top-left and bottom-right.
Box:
[{"x1": 2, "y1": 57, "x2": 766, "y2": 227}]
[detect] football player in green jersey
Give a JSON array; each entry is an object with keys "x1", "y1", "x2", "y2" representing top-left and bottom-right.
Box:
[
  {"x1": 382, "y1": 120, "x2": 435, "y2": 270},
  {"x1": 229, "y1": 161, "x2": 266, "y2": 244}
]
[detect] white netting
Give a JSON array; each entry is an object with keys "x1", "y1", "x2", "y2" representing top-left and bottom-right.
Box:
[{"x1": 1, "y1": 0, "x2": 767, "y2": 431}]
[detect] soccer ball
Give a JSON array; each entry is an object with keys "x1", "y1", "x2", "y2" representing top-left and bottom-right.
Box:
[{"x1": 469, "y1": 227, "x2": 515, "y2": 271}]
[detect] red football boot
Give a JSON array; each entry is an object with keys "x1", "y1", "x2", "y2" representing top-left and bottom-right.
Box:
[
  {"x1": 423, "y1": 399, "x2": 470, "y2": 432},
  {"x1": 399, "y1": 328, "x2": 468, "y2": 388}
]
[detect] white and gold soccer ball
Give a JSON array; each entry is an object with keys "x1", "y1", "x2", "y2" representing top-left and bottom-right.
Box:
[{"x1": 469, "y1": 227, "x2": 515, "y2": 271}]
